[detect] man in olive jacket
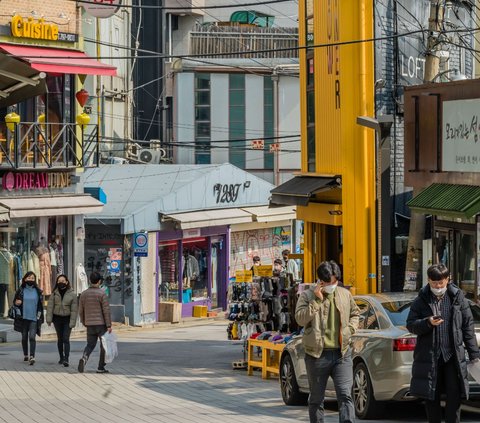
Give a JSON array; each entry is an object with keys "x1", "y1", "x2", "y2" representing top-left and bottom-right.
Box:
[
  {"x1": 78, "y1": 272, "x2": 112, "y2": 374},
  {"x1": 295, "y1": 260, "x2": 359, "y2": 423},
  {"x1": 407, "y1": 264, "x2": 480, "y2": 423}
]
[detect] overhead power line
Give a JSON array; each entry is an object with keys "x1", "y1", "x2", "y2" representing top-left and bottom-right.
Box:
[
  {"x1": 9, "y1": 29, "x2": 429, "y2": 61},
  {"x1": 73, "y1": 0, "x2": 294, "y2": 10}
]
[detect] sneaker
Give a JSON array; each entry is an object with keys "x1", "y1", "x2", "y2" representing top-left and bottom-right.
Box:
[
  {"x1": 29, "y1": 357, "x2": 35, "y2": 365},
  {"x1": 78, "y1": 358, "x2": 86, "y2": 373},
  {"x1": 63, "y1": 360, "x2": 69, "y2": 368},
  {"x1": 96, "y1": 368, "x2": 109, "y2": 374},
  {"x1": 23, "y1": 356, "x2": 29, "y2": 362}
]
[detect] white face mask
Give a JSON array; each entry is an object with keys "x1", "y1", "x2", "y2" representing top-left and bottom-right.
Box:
[
  {"x1": 431, "y1": 286, "x2": 447, "y2": 296},
  {"x1": 323, "y1": 284, "x2": 337, "y2": 294}
]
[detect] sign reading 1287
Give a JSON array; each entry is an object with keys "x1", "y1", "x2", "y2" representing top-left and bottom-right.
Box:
[{"x1": 83, "y1": 0, "x2": 122, "y2": 19}]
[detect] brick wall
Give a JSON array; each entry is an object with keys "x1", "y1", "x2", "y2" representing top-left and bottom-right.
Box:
[{"x1": 0, "y1": 0, "x2": 78, "y2": 38}]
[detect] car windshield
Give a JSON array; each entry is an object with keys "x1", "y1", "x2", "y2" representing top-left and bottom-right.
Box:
[
  {"x1": 381, "y1": 299, "x2": 480, "y2": 327},
  {"x1": 381, "y1": 300, "x2": 412, "y2": 326}
]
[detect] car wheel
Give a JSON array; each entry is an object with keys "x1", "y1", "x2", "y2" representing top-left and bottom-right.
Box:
[
  {"x1": 353, "y1": 362, "x2": 383, "y2": 419},
  {"x1": 280, "y1": 354, "x2": 308, "y2": 406}
]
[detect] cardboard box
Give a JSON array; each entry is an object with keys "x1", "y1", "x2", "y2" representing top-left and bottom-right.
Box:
[{"x1": 158, "y1": 302, "x2": 182, "y2": 323}]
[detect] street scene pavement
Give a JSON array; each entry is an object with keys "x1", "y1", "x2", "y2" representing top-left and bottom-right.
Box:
[{"x1": 0, "y1": 321, "x2": 479, "y2": 423}]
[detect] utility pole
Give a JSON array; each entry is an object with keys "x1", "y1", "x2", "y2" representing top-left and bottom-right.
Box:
[{"x1": 403, "y1": 1, "x2": 444, "y2": 291}]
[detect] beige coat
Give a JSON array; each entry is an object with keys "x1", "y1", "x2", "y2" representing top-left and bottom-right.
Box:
[
  {"x1": 295, "y1": 286, "x2": 360, "y2": 358},
  {"x1": 46, "y1": 288, "x2": 78, "y2": 328}
]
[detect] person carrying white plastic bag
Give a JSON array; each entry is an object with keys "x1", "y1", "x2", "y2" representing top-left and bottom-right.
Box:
[{"x1": 101, "y1": 331, "x2": 118, "y2": 364}]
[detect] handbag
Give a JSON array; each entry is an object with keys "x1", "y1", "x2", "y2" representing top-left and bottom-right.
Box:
[{"x1": 8, "y1": 305, "x2": 22, "y2": 320}]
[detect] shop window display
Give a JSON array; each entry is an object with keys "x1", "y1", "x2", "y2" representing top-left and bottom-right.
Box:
[
  {"x1": 0, "y1": 217, "x2": 65, "y2": 317},
  {"x1": 158, "y1": 238, "x2": 209, "y2": 303}
]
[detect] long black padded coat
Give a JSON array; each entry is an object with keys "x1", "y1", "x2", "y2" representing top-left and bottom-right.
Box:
[{"x1": 406, "y1": 283, "x2": 480, "y2": 401}]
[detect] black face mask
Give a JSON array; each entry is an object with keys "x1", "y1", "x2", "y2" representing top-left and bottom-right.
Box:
[
  {"x1": 58, "y1": 284, "x2": 67, "y2": 291},
  {"x1": 26, "y1": 281, "x2": 35, "y2": 286}
]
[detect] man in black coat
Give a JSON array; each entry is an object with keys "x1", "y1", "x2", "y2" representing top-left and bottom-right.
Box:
[{"x1": 407, "y1": 264, "x2": 480, "y2": 423}]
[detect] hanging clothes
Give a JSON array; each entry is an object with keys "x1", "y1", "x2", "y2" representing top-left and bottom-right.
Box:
[
  {"x1": 49, "y1": 244, "x2": 58, "y2": 290},
  {"x1": 0, "y1": 248, "x2": 13, "y2": 317},
  {"x1": 37, "y1": 246, "x2": 52, "y2": 295},
  {"x1": 30, "y1": 250, "x2": 40, "y2": 281},
  {"x1": 75, "y1": 263, "x2": 89, "y2": 294}
]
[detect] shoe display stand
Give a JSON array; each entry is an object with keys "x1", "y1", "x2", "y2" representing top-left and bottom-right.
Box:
[{"x1": 227, "y1": 274, "x2": 301, "y2": 376}]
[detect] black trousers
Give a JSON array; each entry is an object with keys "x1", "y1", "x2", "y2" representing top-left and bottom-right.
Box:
[
  {"x1": 21, "y1": 319, "x2": 37, "y2": 357},
  {"x1": 82, "y1": 325, "x2": 107, "y2": 369},
  {"x1": 425, "y1": 356, "x2": 462, "y2": 423},
  {"x1": 53, "y1": 315, "x2": 71, "y2": 361},
  {"x1": 0, "y1": 284, "x2": 7, "y2": 316}
]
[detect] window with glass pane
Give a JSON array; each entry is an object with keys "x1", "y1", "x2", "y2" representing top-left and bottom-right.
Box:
[
  {"x1": 457, "y1": 231, "x2": 475, "y2": 295},
  {"x1": 306, "y1": 0, "x2": 314, "y2": 47},
  {"x1": 195, "y1": 73, "x2": 211, "y2": 164},
  {"x1": 305, "y1": 0, "x2": 315, "y2": 172},
  {"x1": 307, "y1": 125, "x2": 315, "y2": 172},
  {"x1": 229, "y1": 74, "x2": 245, "y2": 168},
  {"x1": 264, "y1": 76, "x2": 274, "y2": 170}
]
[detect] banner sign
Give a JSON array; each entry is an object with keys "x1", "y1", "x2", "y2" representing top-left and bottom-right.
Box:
[{"x1": 442, "y1": 99, "x2": 480, "y2": 172}]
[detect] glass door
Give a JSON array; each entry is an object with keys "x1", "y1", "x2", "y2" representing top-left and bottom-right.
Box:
[{"x1": 456, "y1": 230, "x2": 475, "y2": 296}]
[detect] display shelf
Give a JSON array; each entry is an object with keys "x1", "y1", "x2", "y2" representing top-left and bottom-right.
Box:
[{"x1": 247, "y1": 338, "x2": 285, "y2": 379}]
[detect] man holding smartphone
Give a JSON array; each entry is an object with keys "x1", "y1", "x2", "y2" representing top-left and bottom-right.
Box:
[
  {"x1": 295, "y1": 260, "x2": 359, "y2": 423},
  {"x1": 407, "y1": 264, "x2": 480, "y2": 423}
]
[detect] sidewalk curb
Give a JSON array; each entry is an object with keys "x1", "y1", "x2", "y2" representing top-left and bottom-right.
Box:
[{"x1": 0, "y1": 316, "x2": 228, "y2": 343}]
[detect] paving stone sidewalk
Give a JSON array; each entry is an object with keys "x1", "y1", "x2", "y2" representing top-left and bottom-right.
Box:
[{"x1": 0, "y1": 321, "x2": 479, "y2": 423}]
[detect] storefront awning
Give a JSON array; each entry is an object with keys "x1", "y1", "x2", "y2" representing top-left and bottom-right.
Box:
[
  {"x1": 0, "y1": 44, "x2": 117, "y2": 76},
  {"x1": 163, "y1": 208, "x2": 252, "y2": 230},
  {"x1": 407, "y1": 183, "x2": 480, "y2": 219},
  {"x1": 270, "y1": 176, "x2": 341, "y2": 206},
  {"x1": 0, "y1": 205, "x2": 9, "y2": 223},
  {"x1": 241, "y1": 205, "x2": 296, "y2": 222},
  {"x1": 0, "y1": 51, "x2": 47, "y2": 108},
  {"x1": 0, "y1": 194, "x2": 104, "y2": 218}
]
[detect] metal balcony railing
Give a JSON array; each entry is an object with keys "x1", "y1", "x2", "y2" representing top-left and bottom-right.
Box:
[
  {"x1": 0, "y1": 122, "x2": 99, "y2": 169},
  {"x1": 190, "y1": 25, "x2": 298, "y2": 58}
]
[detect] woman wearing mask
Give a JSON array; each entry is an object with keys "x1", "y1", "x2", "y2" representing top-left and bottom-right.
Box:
[
  {"x1": 46, "y1": 274, "x2": 78, "y2": 367},
  {"x1": 13, "y1": 272, "x2": 44, "y2": 365}
]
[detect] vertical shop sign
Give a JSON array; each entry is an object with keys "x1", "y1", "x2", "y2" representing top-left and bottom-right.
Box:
[
  {"x1": 107, "y1": 248, "x2": 122, "y2": 274},
  {"x1": 133, "y1": 233, "x2": 148, "y2": 257}
]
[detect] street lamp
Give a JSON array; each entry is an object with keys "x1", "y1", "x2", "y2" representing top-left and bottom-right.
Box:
[{"x1": 357, "y1": 115, "x2": 394, "y2": 292}]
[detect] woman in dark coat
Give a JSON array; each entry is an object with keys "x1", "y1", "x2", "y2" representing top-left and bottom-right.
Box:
[
  {"x1": 13, "y1": 271, "x2": 44, "y2": 365},
  {"x1": 407, "y1": 264, "x2": 480, "y2": 423}
]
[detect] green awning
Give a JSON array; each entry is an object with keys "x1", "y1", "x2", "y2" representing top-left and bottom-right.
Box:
[{"x1": 407, "y1": 183, "x2": 480, "y2": 219}]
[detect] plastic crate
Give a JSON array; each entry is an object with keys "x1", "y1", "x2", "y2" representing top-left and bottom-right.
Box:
[{"x1": 192, "y1": 305, "x2": 208, "y2": 318}]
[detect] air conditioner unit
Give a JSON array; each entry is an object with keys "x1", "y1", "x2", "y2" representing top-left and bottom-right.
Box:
[
  {"x1": 139, "y1": 149, "x2": 162, "y2": 164},
  {"x1": 107, "y1": 156, "x2": 128, "y2": 165}
]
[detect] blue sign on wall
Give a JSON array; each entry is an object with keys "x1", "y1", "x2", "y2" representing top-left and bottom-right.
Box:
[{"x1": 133, "y1": 233, "x2": 148, "y2": 257}]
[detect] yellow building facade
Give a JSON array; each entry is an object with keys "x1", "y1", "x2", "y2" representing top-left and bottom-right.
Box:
[{"x1": 273, "y1": 1, "x2": 376, "y2": 293}]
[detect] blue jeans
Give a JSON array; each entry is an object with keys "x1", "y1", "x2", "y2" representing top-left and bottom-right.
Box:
[
  {"x1": 21, "y1": 319, "x2": 37, "y2": 357},
  {"x1": 305, "y1": 349, "x2": 355, "y2": 423}
]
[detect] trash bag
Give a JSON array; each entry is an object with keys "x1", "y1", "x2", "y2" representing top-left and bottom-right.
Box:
[{"x1": 101, "y1": 332, "x2": 118, "y2": 364}]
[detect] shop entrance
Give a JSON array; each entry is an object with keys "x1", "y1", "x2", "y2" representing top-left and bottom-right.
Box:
[
  {"x1": 434, "y1": 224, "x2": 476, "y2": 298},
  {"x1": 310, "y1": 223, "x2": 343, "y2": 281},
  {"x1": 182, "y1": 237, "x2": 208, "y2": 301},
  {"x1": 211, "y1": 237, "x2": 226, "y2": 309}
]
